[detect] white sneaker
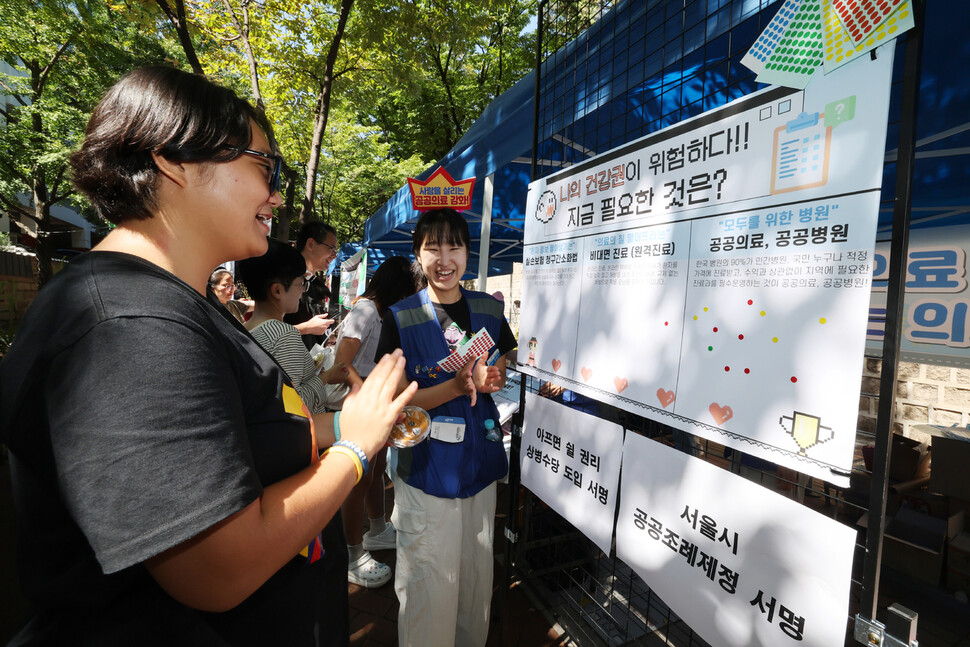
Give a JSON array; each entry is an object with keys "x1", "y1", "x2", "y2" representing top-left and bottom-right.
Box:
[
  {"x1": 362, "y1": 522, "x2": 397, "y2": 551},
  {"x1": 347, "y1": 551, "x2": 392, "y2": 589}
]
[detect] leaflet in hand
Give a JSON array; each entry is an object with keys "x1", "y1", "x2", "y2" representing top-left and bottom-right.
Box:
[{"x1": 437, "y1": 328, "x2": 495, "y2": 373}]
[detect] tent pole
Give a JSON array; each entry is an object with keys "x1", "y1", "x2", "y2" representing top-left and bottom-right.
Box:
[{"x1": 477, "y1": 173, "x2": 494, "y2": 290}]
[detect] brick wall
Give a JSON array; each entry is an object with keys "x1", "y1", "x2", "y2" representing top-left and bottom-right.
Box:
[{"x1": 859, "y1": 357, "x2": 970, "y2": 438}]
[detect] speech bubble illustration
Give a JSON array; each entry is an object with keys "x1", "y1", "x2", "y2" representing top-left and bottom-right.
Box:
[{"x1": 824, "y1": 96, "x2": 856, "y2": 128}]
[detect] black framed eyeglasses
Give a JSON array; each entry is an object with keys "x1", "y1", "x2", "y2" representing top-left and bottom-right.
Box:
[
  {"x1": 223, "y1": 145, "x2": 282, "y2": 194},
  {"x1": 317, "y1": 239, "x2": 339, "y2": 255}
]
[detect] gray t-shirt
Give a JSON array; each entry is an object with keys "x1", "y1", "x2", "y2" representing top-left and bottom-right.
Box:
[{"x1": 337, "y1": 298, "x2": 382, "y2": 377}]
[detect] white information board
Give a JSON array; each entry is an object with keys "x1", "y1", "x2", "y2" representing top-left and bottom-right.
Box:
[
  {"x1": 520, "y1": 391, "x2": 624, "y2": 555},
  {"x1": 616, "y1": 432, "x2": 856, "y2": 647},
  {"x1": 520, "y1": 49, "x2": 896, "y2": 486}
]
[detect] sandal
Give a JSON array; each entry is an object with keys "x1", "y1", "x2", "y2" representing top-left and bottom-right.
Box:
[{"x1": 347, "y1": 551, "x2": 392, "y2": 589}]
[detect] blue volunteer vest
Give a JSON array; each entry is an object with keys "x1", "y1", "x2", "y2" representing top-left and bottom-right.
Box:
[{"x1": 391, "y1": 287, "x2": 509, "y2": 498}]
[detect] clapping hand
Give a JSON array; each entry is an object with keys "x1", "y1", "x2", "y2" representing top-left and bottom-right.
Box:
[{"x1": 339, "y1": 350, "x2": 417, "y2": 458}]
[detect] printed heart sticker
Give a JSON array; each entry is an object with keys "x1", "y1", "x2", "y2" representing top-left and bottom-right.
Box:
[
  {"x1": 580, "y1": 367, "x2": 592, "y2": 382},
  {"x1": 709, "y1": 402, "x2": 733, "y2": 425},
  {"x1": 551, "y1": 358, "x2": 562, "y2": 372},
  {"x1": 614, "y1": 376, "x2": 629, "y2": 393},
  {"x1": 656, "y1": 388, "x2": 675, "y2": 408}
]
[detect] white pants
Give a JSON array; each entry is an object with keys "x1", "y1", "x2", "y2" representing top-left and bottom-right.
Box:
[{"x1": 391, "y1": 477, "x2": 497, "y2": 647}]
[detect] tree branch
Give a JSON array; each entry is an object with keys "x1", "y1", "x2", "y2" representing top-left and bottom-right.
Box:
[{"x1": 36, "y1": 38, "x2": 74, "y2": 99}]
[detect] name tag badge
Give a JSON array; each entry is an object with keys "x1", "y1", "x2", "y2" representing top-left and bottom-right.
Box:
[{"x1": 430, "y1": 416, "x2": 465, "y2": 443}]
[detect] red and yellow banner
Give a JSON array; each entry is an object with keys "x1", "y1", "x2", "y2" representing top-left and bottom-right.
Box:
[{"x1": 408, "y1": 167, "x2": 475, "y2": 212}]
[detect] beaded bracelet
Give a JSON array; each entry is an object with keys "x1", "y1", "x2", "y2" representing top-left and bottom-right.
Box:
[
  {"x1": 333, "y1": 439, "x2": 369, "y2": 478},
  {"x1": 324, "y1": 446, "x2": 363, "y2": 484},
  {"x1": 333, "y1": 410, "x2": 342, "y2": 442}
]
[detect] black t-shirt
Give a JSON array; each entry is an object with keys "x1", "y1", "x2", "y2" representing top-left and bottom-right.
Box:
[
  {"x1": 0, "y1": 252, "x2": 322, "y2": 645},
  {"x1": 375, "y1": 294, "x2": 517, "y2": 362}
]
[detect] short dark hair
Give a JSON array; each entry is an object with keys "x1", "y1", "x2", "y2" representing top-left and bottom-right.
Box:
[
  {"x1": 411, "y1": 209, "x2": 470, "y2": 257},
  {"x1": 296, "y1": 221, "x2": 338, "y2": 252},
  {"x1": 70, "y1": 65, "x2": 273, "y2": 224},
  {"x1": 359, "y1": 256, "x2": 418, "y2": 313},
  {"x1": 236, "y1": 238, "x2": 306, "y2": 302}
]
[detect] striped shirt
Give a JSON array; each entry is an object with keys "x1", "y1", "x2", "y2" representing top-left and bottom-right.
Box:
[{"x1": 250, "y1": 319, "x2": 327, "y2": 413}]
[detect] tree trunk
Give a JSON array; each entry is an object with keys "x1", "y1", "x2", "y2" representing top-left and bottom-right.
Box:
[
  {"x1": 299, "y1": 0, "x2": 354, "y2": 225},
  {"x1": 222, "y1": 0, "x2": 264, "y2": 113},
  {"x1": 155, "y1": 0, "x2": 205, "y2": 76},
  {"x1": 32, "y1": 197, "x2": 54, "y2": 288},
  {"x1": 275, "y1": 165, "x2": 297, "y2": 242}
]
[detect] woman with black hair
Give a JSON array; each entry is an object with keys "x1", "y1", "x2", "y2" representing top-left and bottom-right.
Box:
[
  {"x1": 334, "y1": 255, "x2": 418, "y2": 588},
  {"x1": 373, "y1": 209, "x2": 518, "y2": 647},
  {"x1": 238, "y1": 239, "x2": 348, "y2": 415},
  {"x1": 0, "y1": 66, "x2": 415, "y2": 645},
  {"x1": 209, "y1": 266, "x2": 250, "y2": 324}
]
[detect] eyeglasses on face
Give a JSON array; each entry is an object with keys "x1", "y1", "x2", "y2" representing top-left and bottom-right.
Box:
[
  {"x1": 316, "y1": 239, "x2": 339, "y2": 256},
  {"x1": 223, "y1": 145, "x2": 283, "y2": 194}
]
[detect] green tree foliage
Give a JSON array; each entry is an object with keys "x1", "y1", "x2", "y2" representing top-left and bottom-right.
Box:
[
  {"x1": 0, "y1": 0, "x2": 172, "y2": 285},
  {"x1": 352, "y1": 0, "x2": 537, "y2": 162},
  {"x1": 317, "y1": 111, "x2": 426, "y2": 243},
  {"x1": 2, "y1": 0, "x2": 537, "y2": 288}
]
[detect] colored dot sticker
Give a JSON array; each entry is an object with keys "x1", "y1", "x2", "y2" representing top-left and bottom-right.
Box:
[
  {"x1": 738, "y1": 334, "x2": 744, "y2": 340},
  {"x1": 693, "y1": 315, "x2": 698, "y2": 321},
  {"x1": 772, "y1": 337, "x2": 779, "y2": 343},
  {"x1": 744, "y1": 368, "x2": 750, "y2": 374},
  {"x1": 703, "y1": 307, "x2": 709, "y2": 312},
  {"x1": 724, "y1": 366, "x2": 730, "y2": 372},
  {"x1": 819, "y1": 317, "x2": 827, "y2": 324},
  {"x1": 760, "y1": 311, "x2": 767, "y2": 317},
  {"x1": 708, "y1": 346, "x2": 714, "y2": 351},
  {"x1": 665, "y1": 321, "x2": 669, "y2": 326},
  {"x1": 747, "y1": 299, "x2": 753, "y2": 305},
  {"x1": 713, "y1": 327, "x2": 718, "y2": 333},
  {"x1": 791, "y1": 376, "x2": 798, "y2": 383}
]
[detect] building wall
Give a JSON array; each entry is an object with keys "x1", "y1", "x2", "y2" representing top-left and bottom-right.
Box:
[{"x1": 859, "y1": 357, "x2": 970, "y2": 440}]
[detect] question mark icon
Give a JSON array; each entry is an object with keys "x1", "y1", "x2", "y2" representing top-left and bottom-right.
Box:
[
  {"x1": 713, "y1": 169, "x2": 728, "y2": 200},
  {"x1": 824, "y1": 96, "x2": 856, "y2": 128}
]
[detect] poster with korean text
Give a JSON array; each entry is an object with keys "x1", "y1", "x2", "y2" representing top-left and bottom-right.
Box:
[
  {"x1": 521, "y1": 391, "x2": 624, "y2": 555},
  {"x1": 519, "y1": 48, "x2": 895, "y2": 486},
  {"x1": 616, "y1": 433, "x2": 855, "y2": 647}
]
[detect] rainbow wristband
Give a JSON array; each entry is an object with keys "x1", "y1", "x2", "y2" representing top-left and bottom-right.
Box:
[
  {"x1": 333, "y1": 439, "x2": 369, "y2": 478},
  {"x1": 324, "y1": 446, "x2": 363, "y2": 484}
]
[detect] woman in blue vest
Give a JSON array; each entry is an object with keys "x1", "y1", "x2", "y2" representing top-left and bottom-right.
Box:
[{"x1": 374, "y1": 208, "x2": 517, "y2": 646}]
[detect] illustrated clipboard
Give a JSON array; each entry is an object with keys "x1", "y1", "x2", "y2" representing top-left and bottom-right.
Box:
[{"x1": 770, "y1": 111, "x2": 831, "y2": 195}]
